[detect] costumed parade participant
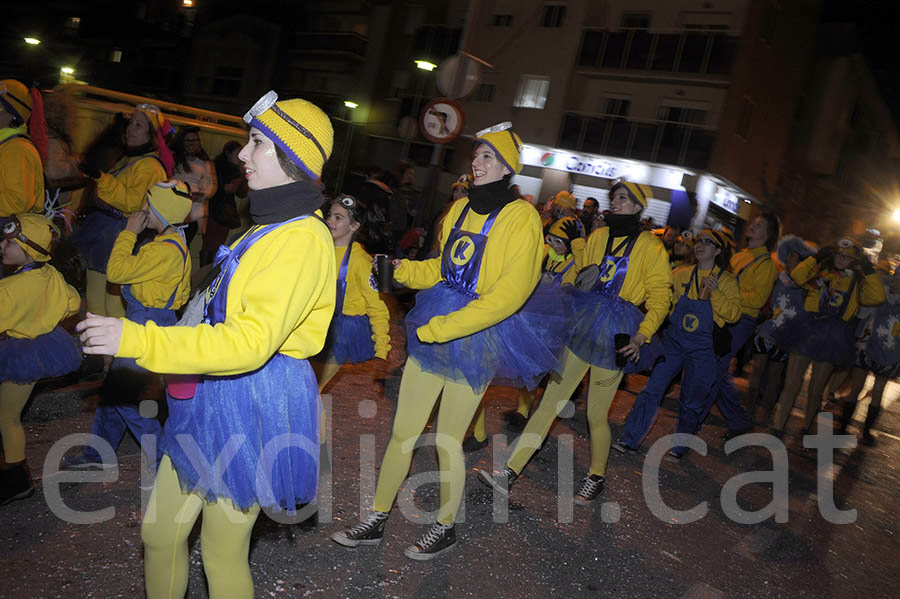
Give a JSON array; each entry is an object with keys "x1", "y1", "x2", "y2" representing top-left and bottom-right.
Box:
[
  {"x1": 772, "y1": 236, "x2": 884, "y2": 435},
  {"x1": 77, "y1": 91, "x2": 336, "y2": 598},
  {"x1": 71, "y1": 103, "x2": 172, "y2": 317},
  {"x1": 0, "y1": 79, "x2": 47, "y2": 218},
  {"x1": 480, "y1": 180, "x2": 671, "y2": 503},
  {"x1": 613, "y1": 229, "x2": 741, "y2": 457},
  {"x1": 62, "y1": 181, "x2": 192, "y2": 471},
  {"x1": 332, "y1": 122, "x2": 564, "y2": 560},
  {"x1": 0, "y1": 214, "x2": 81, "y2": 505}
]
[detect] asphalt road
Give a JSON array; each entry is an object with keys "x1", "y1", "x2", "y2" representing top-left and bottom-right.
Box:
[{"x1": 3, "y1": 302, "x2": 898, "y2": 598}]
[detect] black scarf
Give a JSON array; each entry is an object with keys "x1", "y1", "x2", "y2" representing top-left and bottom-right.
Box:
[
  {"x1": 249, "y1": 180, "x2": 324, "y2": 224},
  {"x1": 466, "y1": 177, "x2": 518, "y2": 215},
  {"x1": 605, "y1": 212, "x2": 643, "y2": 239},
  {"x1": 125, "y1": 142, "x2": 154, "y2": 157}
]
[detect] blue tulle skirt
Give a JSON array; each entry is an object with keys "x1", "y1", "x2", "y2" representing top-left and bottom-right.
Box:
[
  {"x1": 569, "y1": 289, "x2": 660, "y2": 373},
  {"x1": 785, "y1": 314, "x2": 856, "y2": 366},
  {"x1": 406, "y1": 281, "x2": 572, "y2": 392},
  {"x1": 857, "y1": 348, "x2": 900, "y2": 378},
  {"x1": 161, "y1": 353, "x2": 320, "y2": 512},
  {"x1": 71, "y1": 210, "x2": 126, "y2": 272},
  {"x1": 324, "y1": 314, "x2": 375, "y2": 365},
  {"x1": 0, "y1": 326, "x2": 82, "y2": 383}
]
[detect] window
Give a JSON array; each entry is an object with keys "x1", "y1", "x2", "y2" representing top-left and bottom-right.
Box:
[
  {"x1": 658, "y1": 106, "x2": 707, "y2": 126},
  {"x1": 577, "y1": 30, "x2": 603, "y2": 66},
  {"x1": 110, "y1": 48, "x2": 123, "y2": 63},
  {"x1": 621, "y1": 13, "x2": 650, "y2": 29},
  {"x1": 474, "y1": 83, "x2": 496, "y2": 102},
  {"x1": 737, "y1": 97, "x2": 753, "y2": 139},
  {"x1": 542, "y1": 4, "x2": 566, "y2": 28},
  {"x1": 605, "y1": 98, "x2": 631, "y2": 117},
  {"x1": 491, "y1": 14, "x2": 513, "y2": 27},
  {"x1": 514, "y1": 76, "x2": 550, "y2": 109},
  {"x1": 66, "y1": 16, "x2": 81, "y2": 31}
]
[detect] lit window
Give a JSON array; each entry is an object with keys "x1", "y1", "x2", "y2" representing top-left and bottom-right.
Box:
[
  {"x1": 514, "y1": 76, "x2": 550, "y2": 109},
  {"x1": 66, "y1": 16, "x2": 81, "y2": 30},
  {"x1": 110, "y1": 49, "x2": 123, "y2": 63}
]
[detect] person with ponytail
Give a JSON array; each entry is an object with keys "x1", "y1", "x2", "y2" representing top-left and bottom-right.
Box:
[
  {"x1": 613, "y1": 229, "x2": 741, "y2": 457},
  {"x1": 71, "y1": 103, "x2": 172, "y2": 318},
  {"x1": 316, "y1": 193, "x2": 391, "y2": 391},
  {"x1": 61, "y1": 181, "x2": 192, "y2": 472},
  {"x1": 76, "y1": 91, "x2": 336, "y2": 597},
  {"x1": 0, "y1": 79, "x2": 48, "y2": 217},
  {"x1": 479, "y1": 180, "x2": 671, "y2": 504},
  {"x1": 0, "y1": 213, "x2": 81, "y2": 506}
]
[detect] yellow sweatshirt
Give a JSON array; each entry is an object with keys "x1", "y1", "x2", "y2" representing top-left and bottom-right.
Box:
[
  {"x1": 117, "y1": 211, "x2": 337, "y2": 375},
  {"x1": 730, "y1": 246, "x2": 777, "y2": 318},
  {"x1": 395, "y1": 198, "x2": 543, "y2": 343},
  {"x1": 564, "y1": 228, "x2": 671, "y2": 341},
  {"x1": 0, "y1": 264, "x2": 80, "y2": 339},
  {"x1": 791, "y1": 256, "x2": 885, "y2": 321},
  {"x1": 95, "y1": 152, "x2": 166, "y2": 215},
  {"x1": 0, "y1": 127, "x2": 44, "y2": 216},
  {"x1": 336, "y1": 242, "x2": 391, "y2": 359},
  {"x1": 671, "y1": 265, "x2": 742, "y2": 327},
  {"x1": 106, "y1": 230, "x2": 191, "y2": 310}
]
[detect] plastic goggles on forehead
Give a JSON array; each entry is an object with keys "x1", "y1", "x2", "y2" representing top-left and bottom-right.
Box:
[
  {"x1": 243, "y1": 90, "x2": 328, "y2": 163},
  {"x1": 337, "y1": 194, "x2": 366, "y2": 211},
  {"x1": 2, "y1": 217, "x2": 50, "y2": 256},
  {"x1": 136, "y1": 103, "x2": 161, "y2": 116},
  {"x1": 836, "y1": 238, "x2": 855, "y2": 250}
]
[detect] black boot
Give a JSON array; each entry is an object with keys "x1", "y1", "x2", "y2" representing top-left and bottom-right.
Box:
[
  {"x1": 838, "y1": 400, "x2": 856, "y2": 434},
  {"x1": 0, "y1": 461, "x2": 34, "y2": 506},
  {"x1": 861, "y1": 406, "x2": 881, "y2": 445}
]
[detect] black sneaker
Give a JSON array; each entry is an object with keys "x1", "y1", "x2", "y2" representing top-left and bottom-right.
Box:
[
  {"x1": 403, "y1": 523, "x2": 457, "y2": 561},
  {"x1": 462, "y1": 436, "x2": 489, "y2": 453},
  {"x1": 574, "y1": 474, "x2": 605, "y2": 505},
  {"x1": 861, "y1": 431, "x2": 876, "y2": 446},
  {"x1": 0, "y1": 463, "x2": 34, "y2": 507},
  {"x1": 330, "y1": 512, "x2": 388, "y2": 547},
  {"x1": 611, "y1": 440, "x2": 636, "y2": 454},
  {"x1": 722, "y1": 426, "x2": 752, "y2": 442},
  {"x1": 477, "y1": 467, "x2": 518, "y2": 497},
  {"x1": 503, "y1": 411, "x2": 528, "y2": 433}
]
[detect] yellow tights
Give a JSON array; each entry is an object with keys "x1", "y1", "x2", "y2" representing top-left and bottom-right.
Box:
[
  {"x1": 471, "y1": 388, "x2": 534, "y2": 442},
  {"x1": 0, "y1": 382, "x2": 35, "y2": 463},
  {"x1": 142, "y1": 456, "x2": 260, "y2": 599},
  {"x1": 507, "y1": 349, "x2": 621, "y2": 477},
  {"x1": 373, "y1": 358, "x2": 484, "y2": 524}
]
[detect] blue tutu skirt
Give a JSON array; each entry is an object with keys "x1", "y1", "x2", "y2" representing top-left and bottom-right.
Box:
[
  {"x1": 71, "y1": 210, "x2": 126, "y2": 272},
  {"x1": 324, "y1": 314, "x2": 375, "y2": 365},
  {"x1": 857, "y1": 348, "x2": 900, "y2": 378},
  {"x1": 0, "y1": 326, "x2": 82, "y2": 384},
  {"x1": 785, "y1": 314, "x2": 856, "y2": 366},
  {"x1": 406, "y1": 281, "x2": 573, "y2": 393},
  {"x1": 569, "y1": 290, "x2": 661, "y2": 373},
  {"x1": 161, "y1": 353, "x2": 320, "y2": 512}
]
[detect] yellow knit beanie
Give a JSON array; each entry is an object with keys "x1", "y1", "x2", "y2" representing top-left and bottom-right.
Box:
[{"x1": 474, "y1": 121, "x2": 523, "y2": 175}]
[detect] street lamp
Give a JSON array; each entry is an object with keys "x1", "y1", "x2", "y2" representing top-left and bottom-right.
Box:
[
  {"x1": 892, "y1": 209, "x2": 900, "y2": 223},
  {"x1": 344, "y1": 100, "x2": 359, "y2": 109},
  {"x1": 24, "y1": 37, "x2": 41, "y2": 45},
  {"x1": 415, "y1": 60, "x2": 437, "y2": 72},
  {"x1": 60, "y1": 66, "x2": 75, "y2": 75}
]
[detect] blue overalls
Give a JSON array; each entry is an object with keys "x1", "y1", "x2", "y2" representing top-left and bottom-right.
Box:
[
  {"x1": 789, "y1": 274, "x2": 858, "y2": 365},
  {"x1": 162, "y1": 216, "x2": 321, "y2": 510},
  {"x1": 84, "y1": 238, "x2": 187, "y2": 465},
  {"x1": 862, "y1": 299, "x2": 900, "y2": 376},
  {"x1": 569, "y1": 234, "x2": 658, "y2": 373},
  {"x1": 323, "y1": 244, "x2": 375, "y2": 364},
  {"x1": 620, "y1": 267, "x2": 719, "y2": 454}
]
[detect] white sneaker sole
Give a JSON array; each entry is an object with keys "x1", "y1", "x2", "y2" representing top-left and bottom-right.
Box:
[
  {"x1": 403, "y1": 541, "x2": 456, "y2": 561},
  {"x1": 477, "y1": 470, "x2": 510, "y2": 497},
  {"x1": 330, "y1": 531, "x2": 383, "y2": 548}
]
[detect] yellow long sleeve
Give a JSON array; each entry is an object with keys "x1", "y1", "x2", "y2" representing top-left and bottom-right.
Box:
[
  {"x1": 671, "y1": 266, "x2": 742, "y2": 327},
  {"x1": 95, "y1": 153, "x2": 166, "y2": 215},
  {"x1": 0, "y1": 265, "x2": 80, "y2": 339},
  {"x1": 338, "y1": 242, "x2": 392, "y2": 359},
  {"x1": 792, "y1": 256, "x2": 886, "y2": 321},
  {"x1": 397, "y1": 198, "x2": 543, "y2": 344},
  {"x1": 565, "y1": 228, "x2": 672, "y2": 340},
  {"x1": 731, "y1": 247, "x2": 777, "y2": 318},
  {"x1": 117, "y1": 213, "x2": 337, "y2": 375},
  {"x1": 0, "y1": 133, "x2": 44, "y2": 216},
  {"x1": 106, "y1": 230, "x2": 191, "y2": 309}
]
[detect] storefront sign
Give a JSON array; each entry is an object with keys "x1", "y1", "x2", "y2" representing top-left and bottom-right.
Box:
[{"x1": 712, "y1": 187, "x2": 740, "y2": 214}]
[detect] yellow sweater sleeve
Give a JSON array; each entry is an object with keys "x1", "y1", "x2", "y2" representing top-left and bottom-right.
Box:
[
  {"x1": 416, "y1": 200, "x2": 543, "y2": 343},
  {"x1": 0, "y1": 136, "x2": 44, "y2": 216},
  {"x1": 710, "y1": 272, "x2": 743, "y2": 325},
  {"x1": 859, "y1": 272, "x2": 886, "y2": 307},
  {"x1": 0, "y1": 266, "x2": 80, "y2": 338},
  {"x1": 106, "y1": 231, "x2": 190, "y2": 309},
  {"x1": 117, "y1": 216, "x2": 337, "y2": 375},
  {"x1": 733, "y1": 248, "x2": 777, "y2": 318},
  {"x1": 96, "y1": 154, "x2": 166, "y2": 215},
  {"x1": 343, "y1": 243, "x2": 391, "y2": 359}
]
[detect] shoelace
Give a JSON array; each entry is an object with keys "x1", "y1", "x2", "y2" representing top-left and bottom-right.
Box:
[
  {"x1": 417, "y1": 523, "x2": 452, "y2": 548},
  {"x1": 495, "y1": 468, "x2": 514, "y2": 480},
  {"x1": 578, "y1": 477, "x2": 603, "y2": 497},
  {"x1": 349, "y1": 513, "x2": 386, "y2": 535}
]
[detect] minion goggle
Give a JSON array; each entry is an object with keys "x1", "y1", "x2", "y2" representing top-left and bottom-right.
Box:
[
  {"x1": 836, "y1": 237, "x2": 860, "y2": 256},
  {"x1": 332, "y1": 194, "x2": 366, "y2": 217},
  {"x1": 243, "y1": 90, "x2": 328, "y2": 164},
  {"x1": 2, "y1": 216, "x2": 50, "y2": 257}
]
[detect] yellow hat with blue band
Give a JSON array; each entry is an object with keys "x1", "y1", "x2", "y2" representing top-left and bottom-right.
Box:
[
  {"x1": 3, "y1": 213, "x2": 54, "y2": 262},
  {"x1": 835, "y1": 236, "x2": 863, "y2": 258},
  {"x1": 475, "y1": 121, "x2": 523, "y2": 175},
  {"x1": 243, "y1": 91, "x2": 334, "y2": 180},
  {"x1": 609, "y1": 180, "x2": 652, "y2": 209},
  {"x1": 551, "y1": 190, "x2": 576, "y2": 212},
  {"x1": 146, "y1": 181, "x2": 192, "y2": 228},
  {"x1": 0, "y1": 79, "x2": 33, "y2": 123}
]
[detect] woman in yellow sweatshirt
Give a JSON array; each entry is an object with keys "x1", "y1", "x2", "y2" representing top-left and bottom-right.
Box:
[
  {"x1": 316, "y1": 194, "x2": 391, "y2": 390},
  {"x1": 0, "y1": 79, "x2": 46, "y2": 217},
  {"x1": 480, "y1": 181, "x2": 671, "y2": 504},
  {"x1": 0, "y1": 214, "x2": 81, "y2": 506},
  {"x1": 331, "y1": 122, "x2": 563, "y2": 560},
  {"x1": 77, "y1": 91, "x2": 336, "y2": 599},
  {"x1": 615, "y1": 229, "x2": 742, "y2": 456}
]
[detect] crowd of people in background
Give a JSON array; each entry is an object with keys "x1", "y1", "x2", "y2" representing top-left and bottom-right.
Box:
[{"x1": 0, "y1": 79, "x2": 895, "y2": 596}]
